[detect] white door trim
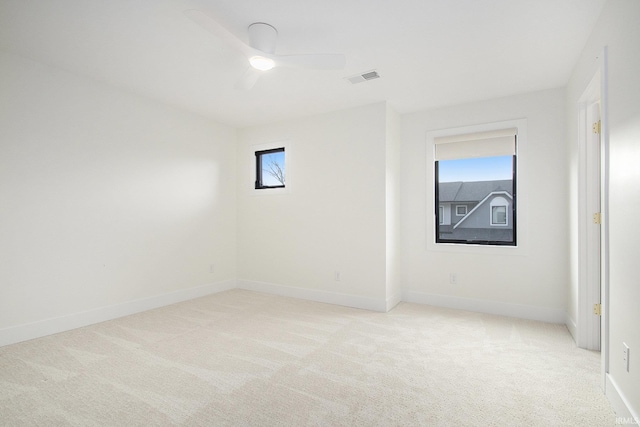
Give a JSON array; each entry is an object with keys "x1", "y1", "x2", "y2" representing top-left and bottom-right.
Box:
[{"x1": 599, "y1": 47, "x2": 610, "y2": 392}]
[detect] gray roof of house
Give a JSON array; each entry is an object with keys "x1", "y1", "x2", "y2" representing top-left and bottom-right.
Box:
[{"x1": 438, "y1": 180, "x2": 512, "y2": 202}]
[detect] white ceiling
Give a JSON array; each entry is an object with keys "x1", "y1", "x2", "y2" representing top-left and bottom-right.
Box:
[{"x1": 0, "y1": 0, "x2": 606, "y2": 128}]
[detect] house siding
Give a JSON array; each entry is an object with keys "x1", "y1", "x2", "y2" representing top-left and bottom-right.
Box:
[
  {"x1": 456, "y1": 194, "x2": 513, "y2": 230},
  {"x1": 439, "y1": 186, "x2": 514, "y2": 244}
]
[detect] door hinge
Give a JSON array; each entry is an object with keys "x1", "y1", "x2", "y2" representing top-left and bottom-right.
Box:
[
  {"x1": 592, "y1": 120, "x2": 601, "y2": 134},
  {"x1": 593, "y1": 212, "x2": 602, "y2": 224},
  {"x1": 593, "y1": 303, "x2": 602, "y2": 316}
]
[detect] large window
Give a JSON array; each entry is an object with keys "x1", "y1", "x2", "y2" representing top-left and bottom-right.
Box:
[
  {"x1": 255, "y1": 147, "x2": 285, "y2": 189},
  {"x1": 434, "y1": 128, "x2": 517, "y2": 246}
]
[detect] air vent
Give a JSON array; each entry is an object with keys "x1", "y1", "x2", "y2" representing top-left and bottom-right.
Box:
[{"x1": 346, "y1": 70, "x2": 381, "y2": 84}]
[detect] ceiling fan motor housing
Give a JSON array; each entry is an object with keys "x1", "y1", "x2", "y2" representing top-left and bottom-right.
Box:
[{"x1": 248, "y1": 22, "x2": 277, "y2": 53}]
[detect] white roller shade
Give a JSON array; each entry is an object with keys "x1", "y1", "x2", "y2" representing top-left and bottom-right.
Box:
[{"x1": 434, "y1": 128, "x2": 517, "y2": 161}]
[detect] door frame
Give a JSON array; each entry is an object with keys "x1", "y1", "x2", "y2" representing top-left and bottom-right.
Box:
[{"x1": 576, "y1": 48, "x2": 609, "y2": 389}]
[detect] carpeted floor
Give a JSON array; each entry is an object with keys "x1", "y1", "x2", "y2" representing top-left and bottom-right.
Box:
[{"x1": 0, "y1": 289, "x2": 616, "y2": 426}]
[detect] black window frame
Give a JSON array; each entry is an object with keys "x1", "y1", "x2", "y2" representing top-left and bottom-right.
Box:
[
  {"x1": 435, "y1": 155, "x2": 517, "y2": 246},
  {"x1": 255, "y1": 147, "x2": 285, "y2": 190}
]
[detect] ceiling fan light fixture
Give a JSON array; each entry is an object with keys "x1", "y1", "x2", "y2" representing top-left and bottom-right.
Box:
[
  {"x1": 249, "y1": 56, "x2": 275, "y2": 71},
  {"x1": 184, "y1": 12, "x2": 345, "y2": 89}
]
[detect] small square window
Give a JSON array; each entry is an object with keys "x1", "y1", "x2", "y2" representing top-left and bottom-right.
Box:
[
  {"x1": 255, "y1": 148, "x2": 285, "y2": 189},
  {"x1": 455, "y1": 205, "x2": 467, "y2": 216}
]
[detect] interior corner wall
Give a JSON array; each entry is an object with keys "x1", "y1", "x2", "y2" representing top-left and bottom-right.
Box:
[
  {"x1": 236, "y1": 102, "x2": 389, "y2": 311},
  {"x1": 385, "y1": 104, "x2": 402, "y2": 310},
  {"x1": 0, "y1": 51, "x2": 237, "y2": 344},
  {"x1": 400, "y1": 88, "x2": 568, "y2": 322},
  {"x1": 567, "y1": 0, "x2": 640, "y2": 418}
]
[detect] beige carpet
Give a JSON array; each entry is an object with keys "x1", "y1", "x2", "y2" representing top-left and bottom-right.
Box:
[{"x1": 0, "y1": 289, "x2": 615, "y2": 426}]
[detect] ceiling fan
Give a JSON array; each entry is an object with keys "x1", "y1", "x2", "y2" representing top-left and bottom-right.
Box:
[{"x1": 184, "y1": 9, "x2": 346, "y2": 90}]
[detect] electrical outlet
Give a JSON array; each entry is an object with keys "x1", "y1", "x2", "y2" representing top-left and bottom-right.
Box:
[
  {"x1": 209, "y1": 264, "x2": 215, "y2": 273},
  {"x1": 449, "y1": 273, "x2": 457, "y2": 284},
  {"x1": 623, "y1": 343, "x2": 630, "y2": 372}
]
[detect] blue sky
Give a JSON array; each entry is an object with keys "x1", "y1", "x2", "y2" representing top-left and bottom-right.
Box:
[
  {"x1": 438, "y1": 155, "x2": 513, "y2": 182},
  {"x1": 261, "y1": 151, "x2": 285, "y2": 186}
]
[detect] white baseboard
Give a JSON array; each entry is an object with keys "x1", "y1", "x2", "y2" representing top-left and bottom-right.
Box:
[
  {"x1": 606, "y1": 374, "x2": 639, "y2": 424},
  {"x1": 402, "y1": 290, "x2": 566, "y2": 323},
  {"x1": 565, "y1": 314, "x2": 578, "y2": 342},
  {"x1": 0, "y1": 283, "x2": 574, "y2": 347},
  {"x1": 237, "y1": 279, "x2": 387, "y2": 312},
  {"x1": 0, "y1": 279, "x2": 236, "y2": 348}
]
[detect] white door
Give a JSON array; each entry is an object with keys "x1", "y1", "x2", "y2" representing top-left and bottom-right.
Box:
[
  {"x1": 585, "y1": 99, "x2": 601, "y2": 351},
  {"x1": 577, "y1": 71, "x2": 602, "y2": 352}
]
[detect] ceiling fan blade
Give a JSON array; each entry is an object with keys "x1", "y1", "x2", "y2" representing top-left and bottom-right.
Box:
[
  {"x1": 234, "y1": 67, "x2": 262, "y2": 90},
  {"x1": 184, "y1": 9, "x2": 254, "y2": 58},
  {"x1": 274, "y1": 54, "x2": 346, "y2": 70}
]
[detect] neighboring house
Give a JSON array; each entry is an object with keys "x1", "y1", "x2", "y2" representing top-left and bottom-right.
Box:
[{"x1": 438, "y1": 180, "x2": 513, "y2": 242}]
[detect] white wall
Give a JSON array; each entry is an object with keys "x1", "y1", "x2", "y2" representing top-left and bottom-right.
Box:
[
  {"x1": 236, "y1": 102, "x2": 389, "y2": 310},
  {"x1": 0, "y1": 51, "x2": 237, "y2": 344},
  {"x1": 400, "y1": 88, "x2": 568, "y2": 322},
  {"x1": 567, "y1": 0, "x2": 640, "y2": 418}
]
